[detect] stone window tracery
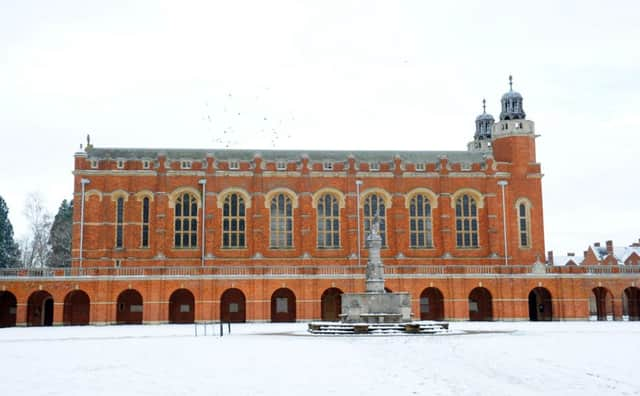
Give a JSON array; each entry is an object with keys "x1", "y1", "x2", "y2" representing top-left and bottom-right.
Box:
[
  {"x1": 317, "y1": 193, "x2": 340, "y2": 249},
  {"x1": 409, "y1": 194, "x2": 433, "y2": 248},
  {"x1": 174, "y1": 193, "x2": 198, "y2": 249},
  {"x1": 270, "y1": 193, "x2": 293, "y2": 248},
  {"x1": 455, "y1": 194, "x2": 478, "y2": 248},
  {"x1": 223, "y1": 193, "x2": 246, "y2": 248},
  {"x1": 115, "y1": 197, "x2": 124, "y2": 248},
  {"x1": 141, "y1": 197, "x2": 150, "y2": 248},
  {"x1": 517, "y1": 201, "x2": 531, "y2": 248}
]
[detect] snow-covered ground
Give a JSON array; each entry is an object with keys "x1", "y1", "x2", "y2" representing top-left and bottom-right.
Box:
[{"x1": 1, "y1": 322, "x2": 639, "y2": 396}]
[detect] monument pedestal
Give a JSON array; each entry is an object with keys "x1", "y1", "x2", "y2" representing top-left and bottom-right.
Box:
[{"x1": 340, "y1": 292, "x2": 411, "y2": 323}]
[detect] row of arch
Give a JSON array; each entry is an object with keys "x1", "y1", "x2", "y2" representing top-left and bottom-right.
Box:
[{"x1": 1, "y1": 286, "x2": 639, "y2": 327}]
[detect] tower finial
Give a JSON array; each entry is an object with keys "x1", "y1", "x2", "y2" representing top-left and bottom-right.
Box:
[
  {"x1": 509, "y1": 75, "x2": 513, "y2": 91},
  {"x1": 482, "y1": 98, "x2": 486, "y2": 113}
]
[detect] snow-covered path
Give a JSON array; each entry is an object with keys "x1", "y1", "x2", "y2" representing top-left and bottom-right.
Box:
[{"x1": 1, "y1": 322, "x2": 639, "y2": 396}]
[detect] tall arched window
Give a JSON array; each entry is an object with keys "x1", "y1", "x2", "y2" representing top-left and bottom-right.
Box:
[
  {"x1": 317, "y1": 193, "x2": 340, "y2": 248},
  {"x1": 174, "y1": 193, "x2": 198, "y2": 248},
  {"x1": 115, "y1": 197, "x2": 124, "y2": 248},
  {"x1": 455, "y1": 194, "x2": 478, "y2": 248},
  {"x1": 518, "y1": 202, "x2": 531, "y2": 248},
  {"x1": 223, "y1": 193, "x2": 246, "y2": 248},
  {"x1": 270, "y1": 193, "x2": 293, "y2": 248},
  {"x1": 409, "y1": 194, "x2": 432, "y2": 248},
  {"x1": 141, "y1": 197, "x2": 150, "y2": 248},
  {"x1": 364, "y1": 194, "x2": 386, "y2": 246}
]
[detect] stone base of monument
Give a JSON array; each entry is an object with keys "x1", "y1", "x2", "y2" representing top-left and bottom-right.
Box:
[
  {"x1": 340, "y1": 292, "x2": 412, "y2": 323},
  {"x1": 307, "y1": 320, "x2": 449, "y2": 335},
  {"x1": 308, "y1": 291, "x2": 450, "y2": 335}
]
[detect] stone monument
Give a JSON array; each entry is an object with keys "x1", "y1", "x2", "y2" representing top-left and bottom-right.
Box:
[
  {"x1": 308, "y1": 216, "x2": 449, "y2": 334},
  {"x1": 340, "y1": 216, "x2": 411, "y2": 323}
]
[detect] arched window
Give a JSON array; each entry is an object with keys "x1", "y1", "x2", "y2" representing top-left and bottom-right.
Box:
[
  {"x1": 518, "y1": 202, "x2": 531, "y2": 248},
  {"x1": 409, "y1": 194, "x2": 432, "y2": 248},
  {"x1": 270, "y1": 193, "x2": 293, "y2": 248},
  {"x1": 115, "y1": 197, "x2": 124, "y2": 248},
  {"x1": 364, "y1": 194, "x2": 386, "y2": 246},
  {"x1": 455, "y1": 194, "x2": 478, "y2": 248},
  {"x1": 141, "y1": 197, "x2": 150, "y2": 248},
  {"x1": 223, "y1": 193, "x2": 246, "y2": 248},
  {"x1": 174, "y1": 193, "x2": 198, "y2": 248},
  {"x1": 317, "y1": 193, "x2": 340, "y2": 248}
]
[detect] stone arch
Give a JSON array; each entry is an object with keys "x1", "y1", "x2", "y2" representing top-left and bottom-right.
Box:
[
  {"x1": 405, "y1": 188, "x2": 438, "y2": 208},
  {"x1": 528, "y1": 287, "x2": 552, "y2": 321},
  {"x1": 359, "y1": 188, "x2": 393, "y2": 208},
  {"x1": 63, "y1": 290, "x2": 91, "y2": 325},
  {"x1": 0, "y1": 291, "x2": 17, "y2": 328},
  {"x1": 622, "y1": 287, "x2": 640, "y2": 321},
  {"x1": 27, "y1": 290, "x2": 54, "y2": 326},
  {"x1": 312, "y1": 188, "x2": 346, "y2": 209},
  {"x1": 264, "y1": 188, "x2": 299, "y2": 209},
  {"x1": 134, "y1": 190, "x2": 155, "y2": 202},
  {"x1": 590, "y1": 287, "x2": 614, "y2": 321},
  {"x1": 116, "y1": 289, "x2": 143, "y2": 324},
  {"x1": 109, "y1": 189, "x2": 129, "y2": 202},
  {"x1": 220, "y1": 288, "x2": 247, "y2": 323},
  {"x1": 168, "y1": 186, "x2": 202, "y2": 208},
  {"x1": 84, "y1": 189, "x2": 103, "y2": 201},
  {"x1": 320, "y1": 287, "x2": 343, "y2": 321},
  {"x1": 514, "y1": 197, "x2": 533, "y2": 210},
  {"x1": 271, "y1": 288, "x2": 296, "y2": 322},
  {"x1": 168, "y1": 288, "x2": 195, "y2": 324},
  {"x1": 468, "y1": 287, "x2": 493, "y2": 321},
  {"x1": 450, "y1": 188, "x2": 485, "y2": 209},
  {"x1": 217, "y1": 187, "x2": 252, "y2": 208},
  {"x1": 420, "y1": 287, "x2": 444, "y2": 321}
]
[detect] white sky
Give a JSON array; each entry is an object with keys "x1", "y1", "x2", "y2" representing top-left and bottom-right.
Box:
[{"x1": 1, "y1": 0, "x2": 639, "y2": 256}]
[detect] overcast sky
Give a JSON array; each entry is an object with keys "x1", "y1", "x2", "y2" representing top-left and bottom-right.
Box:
[{"x1": 1, "y1": 0, "x2": 639, "y2": 256}]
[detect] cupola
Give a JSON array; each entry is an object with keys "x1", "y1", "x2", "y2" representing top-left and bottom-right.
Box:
[
  {"x1": 475, "y1": 98, "x2": 495, "y2": 141},
  {"x1": 499, "y1": 75, "x2": 526, "y2": 120}
]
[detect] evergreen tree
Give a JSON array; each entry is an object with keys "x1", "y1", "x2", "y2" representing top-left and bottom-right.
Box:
[
  {"x1": 0, "y1": 196, "x2": 21, "y2": 268},
  {"x1": 48, "y1": 199, "x2": 73, "y2": 267}
]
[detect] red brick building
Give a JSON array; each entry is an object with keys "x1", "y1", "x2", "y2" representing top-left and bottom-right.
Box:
[{"x1": 1, "y1": 79, "x2": 639, "y2": 326}]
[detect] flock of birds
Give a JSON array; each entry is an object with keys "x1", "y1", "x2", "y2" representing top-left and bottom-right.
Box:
[{"x1": 204, "y1": 88, "x2": 294, "y2": 149}]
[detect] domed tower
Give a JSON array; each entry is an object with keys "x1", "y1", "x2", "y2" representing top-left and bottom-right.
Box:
[
  {"x1": 500, "y1": 75, "x2": 526, "y2": 120},
  {"x1": 468, "y1": 99, "x2": 495, "y2": 152},
  {"x1": 492, "y1": 75, "x2": 536, "y2": 165}
]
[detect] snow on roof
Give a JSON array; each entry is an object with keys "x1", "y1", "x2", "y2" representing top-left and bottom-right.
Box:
[
  {"x1": 586, "y1": 244, "x2": 640, "y2": 265},
  {"x1": 553, "y1": 255, "x2": 582, "y2": 266}
]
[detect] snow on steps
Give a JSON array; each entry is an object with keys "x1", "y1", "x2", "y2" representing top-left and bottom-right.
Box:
[{"x1": 308, "y1": 320, "x2": 450, "y2": 335}]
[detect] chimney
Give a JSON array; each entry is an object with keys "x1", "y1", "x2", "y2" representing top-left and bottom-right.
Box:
[
  {"x1": 594, "y1": 242, "x2": 600, "y2": 247},
  {"x1": 606, "y1": 240, "x2": 613, "y2": 254},
  {"x1": 568, "y1": 252, "x2": 575, "y2": 257},
  {"x1": 583, "y1": 251, "x2": 588, "y2": 258},
  {"x1": 547, "y1": 251, "x2": 554, "y2": 265}
]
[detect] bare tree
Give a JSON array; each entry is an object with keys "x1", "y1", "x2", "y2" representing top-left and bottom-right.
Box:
[{"x1": 21, "y1": 192, "x2": 52, "y2": 268}]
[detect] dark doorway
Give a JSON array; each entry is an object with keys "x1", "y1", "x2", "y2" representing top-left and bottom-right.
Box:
[
  {"x1": 623, "y1": 287, "x2": 640, "y2": 321},
  {"x1": 420, "y1": 287, "x2": 444, "y2": 321},
  {"x1": 220, "y1": 288, "x2": 246, "y2": 323},
  {"x1": 0, "y1": 291, "x2": 17, "y2": 327},
  {"x1": 321, "y1": 288, "x2": 343, "y2": 321},
  {"x1": 468, "y1": 287, "x2": 493, "y2": 321},
  {"x1": 591, "y1": 287, "x2": 614, "y2": 321},
  {"x1": 27, "y1": 290, "x2": 54, "y2": 326},
  {"x1": 116, "y1": 289, "x2": 143, "y2": 324},
  {"x1": 271, "y1": 288, "x2": 296, "y2": 322},
  {"x1": 169, "y1": 289, "x2": 195, "y2": 324},
  {"x1": 63, "y1": 290, "x2": 90, "y2": 325},
  {"x1": 528, "y1": 287, "x2": 553, "y2": 321}
]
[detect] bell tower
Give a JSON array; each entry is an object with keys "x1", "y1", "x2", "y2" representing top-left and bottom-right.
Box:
[{"x1": 491, "y1": 75, "x2": 536, "y2": 167}]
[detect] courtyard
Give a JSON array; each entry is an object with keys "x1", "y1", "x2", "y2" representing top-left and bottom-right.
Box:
[{"x1": 1, "y1": 321, "x2": 638, "y2": 395}]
